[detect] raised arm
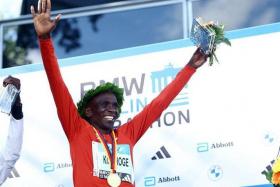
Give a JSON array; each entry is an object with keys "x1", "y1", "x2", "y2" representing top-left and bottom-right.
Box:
[
  {"x1": 31, "y1": 0, "x2": 61, "y2": 39},
  {"x1": 31, "y1": 0, "x2": 81, "y2": 140},
  {"x1": 121, "y1": 48, "x2": 208, "y2": 144},
  {"x1": 0, "y1": 76, "x2": 23, "y2": 185}
]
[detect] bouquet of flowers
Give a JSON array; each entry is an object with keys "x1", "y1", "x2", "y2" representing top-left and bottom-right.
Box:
[
  {"x1": 262, "y1": 152, "x2": 280, "y2": 186},
  {"x1": 190, "y1": 17, "x2": 231, "y2": 66}
]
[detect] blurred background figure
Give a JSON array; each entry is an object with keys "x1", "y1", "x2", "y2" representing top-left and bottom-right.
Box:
[{"x1": 0, "y1": 76, "x2": 23, "y2": 185}]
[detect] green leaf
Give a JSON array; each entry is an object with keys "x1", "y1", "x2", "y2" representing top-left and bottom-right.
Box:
[
  {"x1": 209, "y1": 54, "x2": 214, "y2": 66},
  {"x1": 223, "y1": 38, "x2": 231, "y2": 46},
  {"x1": 213, "y1": 52, "x2": 219, "y2": 63},
  {"x1": 211, "y1": 24, "x2": 224, "y2": 36},
  {"x1": 215, "y1": 38, "x2": 225, "y2": 45},
  {"x1": 267, "y1": 171, "x2": 273, "y2": 182},
  {"x1": 262, "y1": 170, "x2": 273, "y2": 182},
  {"x1": 199, "y1": 19, "x2": 232, "y2": 66}
]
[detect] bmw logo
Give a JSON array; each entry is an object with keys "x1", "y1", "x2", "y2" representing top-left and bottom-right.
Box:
[{"x1": 208, "y1": 165, "x2": 223, "y2": 181}]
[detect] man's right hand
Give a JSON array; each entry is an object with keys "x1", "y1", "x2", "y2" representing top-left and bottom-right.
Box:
[{"x1": 31, "y1": 0, "x2": 61, "y2": 38}]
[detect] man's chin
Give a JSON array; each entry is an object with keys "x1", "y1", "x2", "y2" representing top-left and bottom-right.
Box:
[{"x1": 102, "y1": 121, "x2": 115, "y2": 129}]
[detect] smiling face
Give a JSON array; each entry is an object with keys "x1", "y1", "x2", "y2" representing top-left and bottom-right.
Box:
[{"x1": 85, "y1": 91, "x2": 119, "y2": 134}]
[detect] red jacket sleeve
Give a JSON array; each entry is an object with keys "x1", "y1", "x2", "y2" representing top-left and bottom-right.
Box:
[
  {"x1": 39, "y1": 38, "x2": 82, "y2": 141},
  {"x1": 119, "y1": 64, "x2": 196, "y2": 145}
]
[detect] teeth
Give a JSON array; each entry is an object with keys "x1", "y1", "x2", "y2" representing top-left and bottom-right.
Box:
[{"x1": 104, "y1": 116, "x2": 114, "y2": 120}]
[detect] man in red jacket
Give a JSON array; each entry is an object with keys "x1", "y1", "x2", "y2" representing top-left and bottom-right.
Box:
[{"x1": 31, "y1": 0, "x2": 208, "y2": 186}]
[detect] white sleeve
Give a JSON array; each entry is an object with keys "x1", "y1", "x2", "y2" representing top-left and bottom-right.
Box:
[{"x1": 0, "y1": 117, "x2": 23, "y2": 185}]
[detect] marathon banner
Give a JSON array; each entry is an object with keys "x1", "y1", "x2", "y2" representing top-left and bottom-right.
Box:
[{"x1": 0, "y1": 22, "x2": 280, "y2": 187}]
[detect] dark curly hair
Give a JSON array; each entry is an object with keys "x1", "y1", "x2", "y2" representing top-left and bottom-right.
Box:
[{"x1": 77, "y1": 82, "x2": 124, "y2": 119}]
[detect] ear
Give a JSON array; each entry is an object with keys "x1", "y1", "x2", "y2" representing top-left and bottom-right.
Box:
[{"x1": 85, "y1": 107, "x2": 93, "y2": 118}]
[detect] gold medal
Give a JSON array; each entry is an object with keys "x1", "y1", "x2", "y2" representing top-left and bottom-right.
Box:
[
  {"x1": 107, "y1": 172, "x2": 121, "y2": 187},
  {"x1": 92, "y1": 127, "x2": 121, "y2": 186}
]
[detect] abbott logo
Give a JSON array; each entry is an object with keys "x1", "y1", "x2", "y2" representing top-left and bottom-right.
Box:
[
  {"x1": 151, "y1": 146, "x2": 171, "y2": 160},
  {"x1": 144, "y1": 176, "x2": 156, "y2": 186},
  {"x1": 44, "y1": 162, "x2": 55, "y2": 172},
  {"x1": 197, "y1": 142, "x2": 209, "y2": 152},
  {"x1": 197, "y1": 141, "x2": 234, "y2": 153}
]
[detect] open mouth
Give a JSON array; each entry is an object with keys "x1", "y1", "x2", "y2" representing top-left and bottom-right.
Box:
[{"x1": 103, "y1": 116, "x2": 114, "y2": 121}]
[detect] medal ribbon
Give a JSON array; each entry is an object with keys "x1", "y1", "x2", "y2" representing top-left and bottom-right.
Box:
[{"x1": 92, "y1": 127, "x2": 117, "y2": 173}]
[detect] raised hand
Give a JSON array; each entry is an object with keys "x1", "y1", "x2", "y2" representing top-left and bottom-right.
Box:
[
  {"x1": 3, "y1": 76, "x2": 22, "y2": 113},
  {"x1": 3, "y1": 76, "x2": 21, "y2": 90},
  {"x1": 187, "y1": 48, "x2": 208, "y2": 69},
  {"x1": 31, "y1": 0, "x2": 61, "y2": 38}
]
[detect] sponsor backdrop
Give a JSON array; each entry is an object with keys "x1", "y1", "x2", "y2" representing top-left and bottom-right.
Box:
[{"x1": 0, "y1": 22, "x2": 280, "y2": 187}]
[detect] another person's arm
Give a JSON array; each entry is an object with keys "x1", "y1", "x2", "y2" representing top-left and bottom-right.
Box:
[{"x1": 0, "y1": 77, "x2": 23, "y2": 185}]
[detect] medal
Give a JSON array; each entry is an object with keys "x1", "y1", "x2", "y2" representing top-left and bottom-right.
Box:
[
  {"x1": 107, "y1": 172, "x2": 121, "y2": 187},
  {"x1": 92, "y1": 127, "x2": 121, "y2": 186}
]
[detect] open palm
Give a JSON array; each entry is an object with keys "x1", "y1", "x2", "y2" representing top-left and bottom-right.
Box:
[{"x1": 31, "y1": 0, "x2": 60, "y2": 37}]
